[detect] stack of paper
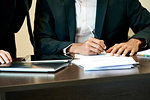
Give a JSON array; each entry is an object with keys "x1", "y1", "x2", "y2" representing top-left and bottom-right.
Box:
[{"x1": 72, "y1": 54, "x2": 139, "y2": 71}]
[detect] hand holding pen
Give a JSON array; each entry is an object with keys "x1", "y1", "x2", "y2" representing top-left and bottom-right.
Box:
[
  {"x1": 66, "y1": 26, "x2": 107, "y2": 55},
  {"x1": 88, "y1": 26, "x2": 107, "y2": 54},
  {"x1": 67, "y1": 37, "x2": 106, "y2": 55}
]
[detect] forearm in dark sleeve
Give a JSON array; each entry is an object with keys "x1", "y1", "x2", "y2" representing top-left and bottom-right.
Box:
[{"x1": 34, "y1": 0, "x2": 72, "y2": 55}]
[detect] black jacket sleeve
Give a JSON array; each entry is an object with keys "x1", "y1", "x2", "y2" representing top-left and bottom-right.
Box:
[
  {"x1": 128, "y1": 0, "x2": 150, "y2": 47},
  {"x1": 34, "y1": 0, "x2": 72, "y2": 55}
]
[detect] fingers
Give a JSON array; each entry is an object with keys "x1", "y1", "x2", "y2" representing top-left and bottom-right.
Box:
[
  {"x1": 0, "y1": 50, "x2": 12, "y2": 64},
  {"x1": 108, "y1": 40, "x2": 139, "y2": 56},
  {"x1": 87, "y1": 37, "x2": 106, "y2": 54},
  {"x1": 89, "y1": 37, "x2": 106, "y2": 49},
  {"x1": 69, "y1": 37, "x2": 106, "y2": 55},
  {"x1": 110, "y1": 43, "x2": 128, "y2": 56},
  {"x1": 106, "y1": 46, "x2": 113, "y2": 53},
  {"x1": 86, "y1": 40, "x2": 103, "y2": 53},
  {"x1": 129, "y1": 49, "x2": 136, "y2": 56},
  {"x1": 109, "y1": 44, "x2": 121, "y2": 56}
]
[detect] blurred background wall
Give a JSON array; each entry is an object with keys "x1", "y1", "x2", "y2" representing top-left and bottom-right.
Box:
[
  {"x1": 15, "y1": 0, "x2": 150, "y2": 57},
  {"x1": 15, "y1": 0, "x2": 36, "y2": 57}
]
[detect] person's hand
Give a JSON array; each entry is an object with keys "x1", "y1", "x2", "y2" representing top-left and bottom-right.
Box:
[
  {"x1": 106, "y1": 38, "x2": 144, "y2": 56},
  {"x1": 67, "y1": 37, "x2": 106, "y2": 55},
  {"x1": 0, "y1": 50, "x2": 12, "y2": 64}
]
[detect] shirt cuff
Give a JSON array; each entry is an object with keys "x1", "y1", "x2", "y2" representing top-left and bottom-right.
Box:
[
  {"x1": 63, "y1": 44, "x2": 73, "y2": 56},
  {"x1": 141, "y1": 40, "x2": 148, "y2": 49}
]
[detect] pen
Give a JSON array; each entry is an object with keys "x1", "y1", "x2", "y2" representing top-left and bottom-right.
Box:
[
  {"x1": 88, "y1": 26, "x2": 97, "y2": 38},
  {"x1": 88, "y1": 26, "x2": 107, "y2": 54}
]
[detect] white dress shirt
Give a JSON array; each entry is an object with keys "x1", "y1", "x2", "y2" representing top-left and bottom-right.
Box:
[
  {"x1": 75, "y1": 0, "x2": 97, "y2": 43},
  {"x1": 63, "y1": 0, "x2": 97, "y2": 54}
]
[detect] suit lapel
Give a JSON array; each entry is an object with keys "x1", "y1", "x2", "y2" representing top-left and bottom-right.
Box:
[
  {"x1": 64, "y1": 0, "x2": 76, "y2": 42},
  {"x1": 63, "y1": 0, "x2": 108, "y2": 41},
  {"x1": 95, "y1": 0, "x2": 108, "y2": 39}
]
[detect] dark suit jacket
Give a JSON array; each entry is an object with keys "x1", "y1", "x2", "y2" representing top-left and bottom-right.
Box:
[
  {"x1": 0, "y1": 0, "x2": 32, "y2": 58},
  {"x1": 34, "y1": 0, "x2": 150, "y2": 55}
]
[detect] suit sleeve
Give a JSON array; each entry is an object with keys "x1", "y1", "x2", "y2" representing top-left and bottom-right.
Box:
[
  {"x1": 127, "y1": 0, "x2": 150, "y2": 47},
  {"x1": 34, "y1": 0, "x2": 72, "y2": 55}
]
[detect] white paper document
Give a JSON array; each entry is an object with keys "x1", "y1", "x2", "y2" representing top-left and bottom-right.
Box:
[{"x1": 72, "y1": 54, "x2": 139, "y2": 71}]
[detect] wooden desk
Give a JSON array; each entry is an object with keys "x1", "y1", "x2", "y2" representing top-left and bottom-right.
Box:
[{"x1": 0, "y1": 56, "x2": 150, "y2": 100}]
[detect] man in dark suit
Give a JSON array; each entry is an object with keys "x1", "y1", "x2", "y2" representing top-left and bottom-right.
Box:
[
  {"x1": 34, "y1": 0, "x2": 150, "y2": 56},
  {"x1": 0, "y1": 0, "x2": 32, "y2": 63}
]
